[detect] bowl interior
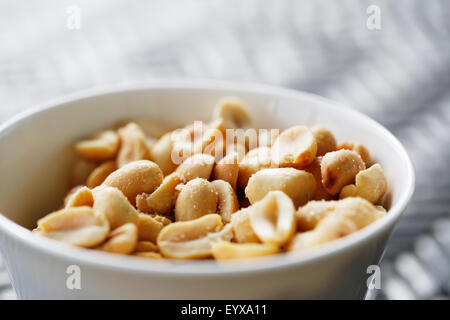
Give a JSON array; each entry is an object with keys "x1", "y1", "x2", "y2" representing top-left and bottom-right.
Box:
[{"x1": 0, "y1": 84, "x2": 412, "y2": 234}]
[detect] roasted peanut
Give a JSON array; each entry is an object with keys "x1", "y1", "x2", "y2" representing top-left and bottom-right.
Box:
[
  {"x1": 288, "y1": 215, "x2": 358, "y2": 252},
  {"x1": 238, "y1": 147, "x2": 272, "y2": 190},
  {"x1": 176, "y1": 153, "x2": 215, "y2": 182},
  {"x1": 212, "y1": 152, "x2": 240, "y2": 190},
  {"x1": 136, "y1": 172, "x2": 182, "y2": 214},
  {"x1": 135, "y1": 241, "x2": 158, "y2": 253},
  {"x1": 98, "y1": 223, "x2": 138, "y2": 255},
  {"x1": 303, "y1": 157, "x2": 334, "y2": 200},
  {"x1": 71, "y1": 159, "x2": 97, "y2": 187},
  {"x1": 65, "y1": 186, "x2": 94, "y2": 208},
  {"x1": 245, "y1": 168, "x2": 316, "y2": 207},
  {"x1": 340, "y1": 164, "x2": 388, "y2": 204},
  {"x1": 134, "y1": 252, "x2": 163, "y2": 259},
  {"x1": 86, "y1": 160, "x2": 117, "y2": 189},
  {"x1": 149, "y1": 214, "x2": 172, "y2": 226},
  {"x1": 231, "y1": 209, "x2": 260, "y2": 243},
  {"x1": 248, "y1": 191, "x2": 296, "y2": 246},
  {"x1": 137, "y1": 213, "x2": 165, "y2": 243},
  {"x1": 157, "y1": 214, "x2": 233, "y2": 259},
  {"x1": 212, "y1": 179, "x2": 239, "y2": 224},
  {"x1": 310, "y1": 126, "x2": 337, "y2": 156},
  {"x1": 212, "y1": 242, "x2": 279, "y2": 260},
  {"x1": 37, "y1": 206, "x2": 109, "y2": 247},
  {"x1": 296, "y1": 197, "x2": 385, "y2": 232},
  {"x1": 175, "y1": 178, "x2": 218, "y2": 221},
  {"x1": 196, "y1": 119, "x2": 226, "y2": 158},
  {"x1": 93, "y1": 186, "x2": 139, "y2": 229},
  {"x1": 337, "y1": 141, "x2": 371, "y2": 166},
  {"x1": 117, "y1": 123, "x2": 150, "y2": 168},
  {"x1": 150, "y1": 132, "x2": 178, "y2": 175},
  {"x1": 258, "y1": 129, "x2": 279, "y2": 148},
  {"x1": 320, "y1": 150, "x2": 366, "y2": 195},
  {"x1": 102, "y1": 160, "x2": 163, "y2": 205},
  {"x1": 75, "y1": 130, "x2": 119, "y2": 161},
  {"x1": 212, "y1": 97, "x2": 252, "y2": 129},
  {"x1": 271, "y1": 126, "x2": 317, "y2": 167}
]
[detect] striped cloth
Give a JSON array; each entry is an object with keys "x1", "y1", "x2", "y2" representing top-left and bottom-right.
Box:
[{"x1": 0, "y1": 0, "x2": 449, "y2": 300}]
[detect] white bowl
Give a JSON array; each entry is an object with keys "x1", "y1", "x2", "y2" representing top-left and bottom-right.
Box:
[{"x1": 0, "y1": 81, "x2": 414, "y2": 299}]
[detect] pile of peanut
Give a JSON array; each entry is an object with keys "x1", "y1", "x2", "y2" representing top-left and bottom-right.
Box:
[{"x1": 33, "y1": 98, "x2": 388, "y2": 260}]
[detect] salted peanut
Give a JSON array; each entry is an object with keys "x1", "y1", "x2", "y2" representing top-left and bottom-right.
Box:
[
  {"x1": 146, "y1": 136, "x2": 158, "y2": 150},
  {"x1": 134, "y1": 252, "x2": 163, "y2": 259},
  {"x1": 212, "y1": 97, "x2": 252, "y2": 129},
  {"x1": 117, "y1": 123, "x2": 150, "y2": 168},
  {"x1": 137, "y1": 172, "x2": 183, "y2": 214},
  {"x1": 245, "y1": 168, "x2": 316, "y2": 207},
  {"x1": 211, "y1": 180, "x2": 239, "y2": 224},
  {"x1": 231, "y1": 209, "x2": 260, "y2": 243},
  {"x1": 248, "y1": 191, "x2": 296, "y2": 246},
  {"x1": 340, "y1": 164, "x2": 388, "y2": 204},
  {"x1": 295, "y1": 197, "x2": 385, "y2": 232},
  {"x1": 258, "y1": 129, "x2": 279, "y2": 148},
  {"x1": 310, "y1": 126, "x2": 337, "y2": 156},
  {"x1": 224, "y1": 141, "x2": 247, "y2": 159},
  {"x1": 157, "y1": 214, "x2": 233, "y2": 259},
  {"x1": 37, "y1": 206, "x2": 109, "y2": 247},
  {"x1": 65, "y1": 186, "x2": 94, "y2": 208},
  {"x1": 271, "y1": 126, "x2": 317, "y2": 167},
  {"x1": 303, "y1": 157, "x2": 334, "y2": 200},
  {"x1": 197, "y1": 119, "x2": 226, "y2": 157},
  {"x1": 288, "y1": 215, "x2": 358, "y2": 252},
  {"x1": 212, "y1": 242, "x2": 279, "y2": 260},
  {"x1": 149, "y1": 214, "x2": 172, "y2": 226},
  {"x1": 238, "y1": 147, "x2": 272, "y2": 190},
  {"x1": 212, "y1": 152, "x2": 240, "y2": 190},
  {"x1": 137, "y1": 213, "x2": 165, "y2": 243},
  {"x1": 71, "y1": 159, "x2": 97, "y2": 186},
  {"x1": 176, "y1": 153, "x2": 215, "y2": 183},
  {"x1": 337, "y1": 141, "x2": 371, "y2": 166},
  {"x1": 86, "y1": 161, "x2": 117, "y2": 189},
  {"x1": 150, "y1": 132, "x2": 178, "y2": 175},
  {"x1": 320, "y1": 150, "x2": 366, "y2": 195},
  {"x1": 295, "y1": 200, "x2": 338, "y2": 231},
  {"x1": 75, "y1": 130, "x2": 119, "y2": 161},
  {"x1": 93, "y1": 186, "x2": 139, "y2": 229},
  {"x1": 98, "y1": 223, "x2": 138, "y2": 255},
  {"x1": 102, "y1": 160, "x2": 163, "y2": 205},
  {"x1": 175, "y1": 178, "x2": 218, "y2": 221},
  {"x1": 135, "y1": 241, "x2": 158, "y2": 253}
]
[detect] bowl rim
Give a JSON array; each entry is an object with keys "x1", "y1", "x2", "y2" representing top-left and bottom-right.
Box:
[{"x1": 0, "y1": 79, "x2": 415, "y2": 276}]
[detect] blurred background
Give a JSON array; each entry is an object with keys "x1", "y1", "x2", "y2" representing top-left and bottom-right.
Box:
[{"x1": 0, "y1": 0, "x2": 449, "y2": 300}]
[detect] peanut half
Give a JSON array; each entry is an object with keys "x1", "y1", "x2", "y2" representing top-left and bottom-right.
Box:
[
  {"x1": 75, "y1": 130, "x2": 119, "y2": 161},
  {"x1": 157, "y1": 214, "x2": 233, "y2": 259},
  {"x1": 137, "y1": 172, "x2": 183, "y2": 215},
  {"x1": 37, "y1": 206, "x2": 109, "y2": 247},
  {"x1": 175, "y1": 178, "x2": 218, "y2": 221},
  {"x1": 271, "y1": 126, "x2": 317, "y2": 167},
  {"x1": 248, "y1": 191, "x2": 296, "y2": 246},
  {"x1": 245, "y1": 168, "x2": 316, "y2": 207},
  {"x1": 117, "y1": 123, "x2": 150, "y2": 168},
  {"x1": 340, "y1": 164, "x2": 388, "y2": 204},
  {"x1": 102, "y1": 160, "x2": 163, "y2": 205},
  {"x1": 320, "y1": 150, "x2": 366, "y2": 195}
]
